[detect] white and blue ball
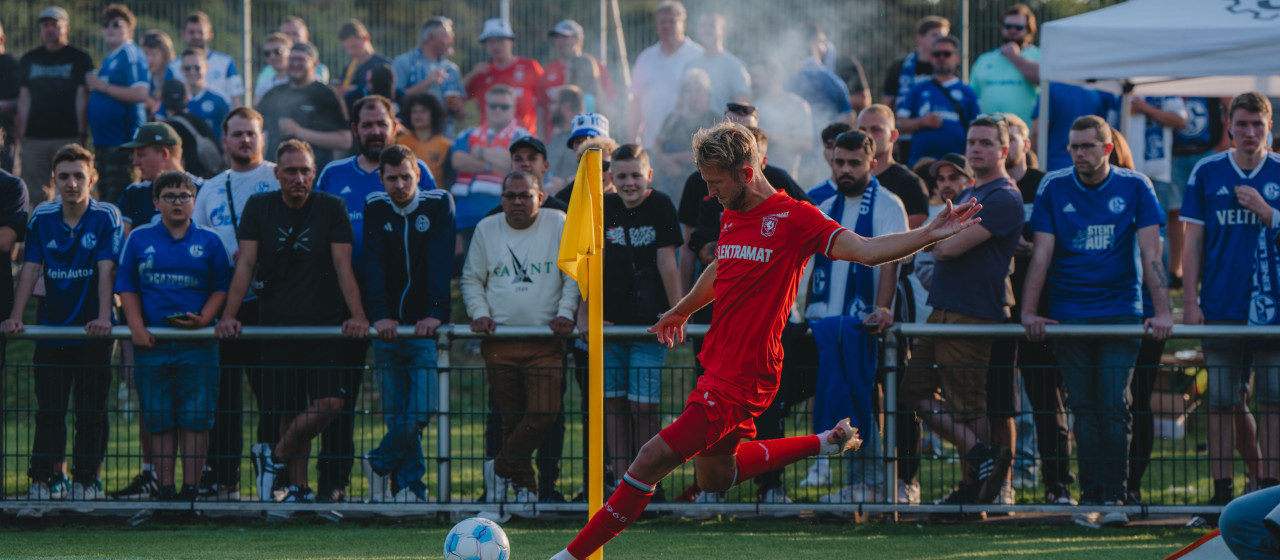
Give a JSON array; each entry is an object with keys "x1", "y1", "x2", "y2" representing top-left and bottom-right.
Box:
[{"x1": 443, "y1": 517, "x2": 510, "y2": 560}]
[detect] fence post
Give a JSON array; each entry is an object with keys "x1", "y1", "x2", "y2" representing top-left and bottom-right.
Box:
[
  {"x1": 436, "y1": 328, "x2": 452, "y2": 503},
  {"x1": 883, "y1": 330, "x2": 899, "y2": 523},
  {"x1": 241, "y1": 0, "x2": 252, "y2": 109}
]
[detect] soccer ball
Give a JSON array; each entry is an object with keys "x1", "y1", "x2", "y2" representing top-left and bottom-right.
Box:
[{"x1": 443, "y1": 517, "x2": 511, "y2": 560}]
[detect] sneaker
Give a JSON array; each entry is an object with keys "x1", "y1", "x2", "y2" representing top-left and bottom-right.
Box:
[
  {"x1": 682, "y1": 491, "x2": 724, "y2": 519},
  {"x1": 362, "y1": 452, "x2": 389, "y2": 503},
  {"x1": 799, "y1": 456, "x2": 831, "y2": 487},
  {"x1": 1125, "y1": 489, "x2": 1143, "y2": 506},
  {"x1": 1046, "y1": 484, "x2": 1077, "y2": 506},
  {"x1": 391, "y1": 486, "x2": 428, "y2": 503},
  {"x1": 819, "y1": 418, "x2": 861, "y2": 455},
  {"x1": 315, "y1": 487, "x2": 346, "y2": 504},
  {"x1": 198, "y1": 482, "x2": 240, "y2": 502},
  {"x1": 931, "y1": 482, "x2": 986, "y2": 521},
  {"x1": 897, "y1": 479, "x2": 921, "y2": 505},
  {"x1": 251, "y1": 443, "x2": 283, "y2": 502},
  {"x1": 819, "y1": 483, "x2": 885, "y2": 504},
  {"x1": 965, "y1": 443, "x2": 1013, "y2": 505},
  {"x1": 993, "y1": 481, "x2": 1016, "y2": 516},
  {"x1": 281, "y1": 486, "x2": 315, "y2": 503},
  {"x1": 176, "y1": 485, "x2": 200, "y2": 502},
  {"x1": 157, "y1": 485, "x2": 180, "y2": 501},
  {"x1": 759, "y1": 487, "x2": 793, "y2": 504},
  {"x1": 539, "y1": 488, "x2": 568, "y2": 504},
  {"x1": 1072, "y1": 509, "x2": 1102, "y2": 529},
  {"x1": 513, "y1": 487, "x2": 538, "y2": 503},
  {"x1": 110, "y1": 470, "x2": 159, "y2": 501},
  {"x1": 486, "y1": 467, "x2": 513, "y2": 504},
  {"x1": 70, "y1": 480, "x2": 105, "y2": 511},
  {"x1": 17, "y1": 482, "x2": 51, "y2": 518},
  {"x1": 1101, "y1": 501, "x2": 1129, "y2": 526}
]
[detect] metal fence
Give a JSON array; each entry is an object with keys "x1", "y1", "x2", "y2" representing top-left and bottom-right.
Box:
[{"x1": 1, "y1": 323, "x2": 1274, "y2": 520}]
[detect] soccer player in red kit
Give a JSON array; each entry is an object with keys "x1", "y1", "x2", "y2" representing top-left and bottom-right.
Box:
[{"x1": 550, "y1": 122, "x2": 981, "y2": 560}]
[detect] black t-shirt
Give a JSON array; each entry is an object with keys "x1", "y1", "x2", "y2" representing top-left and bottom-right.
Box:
[
  {"x1": 237, "y1": 191, "x2": 354, "y2": 325},
  {"x1": 258, "y1": 82, "x2": 349, "y2": 170},
  {"x1": 880, "y1": 55, "x2": 933, "y2": 102},
  {"x1": 168, "y1": 113, "x2": 219, "y2": 179},
  {"x1": 0, "y1": 169, "x2": 28, "y2": 318},
  {"x1": 19, "y1": 45, "x2": 94, "y2": 139},
  {"x1": 603, "y1": 190, "x2": 682, "y2": 325},
  {"x1": 877, "y1": 162, "x2": 931, "y2": 218},
  {"x1": 0, "y1": 53, "x2": 20, "y2": 134},
  {"x1": 680, "y1": 164, "x2": 809, "y2": 251},
  {"x1": 346, "y1": 53, "x2": 393, "y2": 90}
]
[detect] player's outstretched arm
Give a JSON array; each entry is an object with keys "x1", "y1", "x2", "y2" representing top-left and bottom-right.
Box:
[
  {"x1": 648, "y1": 259, "x2": 718, "y2": 347},
  {"x1": 829, "y1": 198, "x2": 982, "y2": 267}
]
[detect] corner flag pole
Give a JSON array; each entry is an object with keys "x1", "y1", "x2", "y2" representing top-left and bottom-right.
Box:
[{"x1": 556, "y1": 149, "x2": 605, "y2": 560}]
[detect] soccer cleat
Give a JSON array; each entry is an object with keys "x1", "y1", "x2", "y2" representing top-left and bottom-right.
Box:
[
  {"x1": 819, "y1": 483, "x2": 885, "y2": 504},
  {"x1": 110, "y1": 470, "x2": 159, "y2": 501},
  {"x1": 966, "y1": 443, "x2": 1013, "y2": 506},
  {"x1": 362, "y1": 452, "x2": 390, "y2": 503},
  {"x1": 799, "y1": 456, "x2": 831, "y2": 487},
  {"x1": 251, "y1": 443, "x2": 283, "y2": 502},
  {"x1": 897, "y1": 479, "x2": 921, "y2": 505},
  {"x1": 819, "y1": 418, "x2": 861, "y2": 455}
]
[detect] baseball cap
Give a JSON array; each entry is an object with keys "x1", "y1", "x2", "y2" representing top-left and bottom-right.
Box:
[
  {"x1": 549, "y1": 20, "x2": 584, "y2": 38},
  {"x1": 509, "y1": 136, "x2": 547, "y2": 158},
  {"x1": 161, "y1": 79, "x2": 187, "y2": 108},
  {"x1": 38, "y1": 6, "x2": 69, "y2": 22},
  {"x1": 566, "y1": 113, "x2": 610, "y2": 148},
  {"x1": 478, "y1": 18, "x2": 515, "y2": 42},
  {"x1": 122, "y1": 122, "x2": 181, "y2": 148},
  {"x1": 929, "y1": 153, "x2": 974, "y2": 180}
]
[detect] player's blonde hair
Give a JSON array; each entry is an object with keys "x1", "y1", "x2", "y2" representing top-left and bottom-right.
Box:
[{"x1": 692, "y1": 122, "x2": 760, "y2": 173}]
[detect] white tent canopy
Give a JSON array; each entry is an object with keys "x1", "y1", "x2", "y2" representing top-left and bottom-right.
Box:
[{"x1": 1040, "y1": 0, "x2": 1280, "y2": 96}]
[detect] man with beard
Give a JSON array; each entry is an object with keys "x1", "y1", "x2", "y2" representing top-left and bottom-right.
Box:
[
  {"x1": 314, "y1": 95, "x2": 435, "y2": 502},
  {"x1": 804, "y1": 131, "x2": 907, "y2": 505},
  {"x1": 895, "y1": 35, "x2": 980, "y2": 166},
  {"x1": 216, "y1": 140, "x2": 369, "y2": 511},
  {"x1": 900, "y1": 116, "x2": 1024, "y2": 511},
  {"x1": 257, "y1": 43, "x2": 351, "y2": 171},
  {"x1": 191, "y1": 107, "x2": 279, "y2": 501},
  {"x1": 970, "y1": 4, "x2": 1040, "y2": 124}
]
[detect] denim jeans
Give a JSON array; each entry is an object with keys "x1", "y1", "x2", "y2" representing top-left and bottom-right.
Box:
[
  {"x1": 1054, "y1": 315, "x2": 1141, "y2": 504},
  {"x1": 368, "y1": 338, "x2": 438, "y2": 495},
  {"x1": 1221, "y1": 484, "x2": 1280, "y2": 559},
  {"x1": 134, "y1": 340, "x2": 220, "y2": 432}
]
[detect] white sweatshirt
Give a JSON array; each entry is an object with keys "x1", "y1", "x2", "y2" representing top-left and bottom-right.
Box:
[{"x1": 461, "y1": 210, "x2": 581, "y2": 326}]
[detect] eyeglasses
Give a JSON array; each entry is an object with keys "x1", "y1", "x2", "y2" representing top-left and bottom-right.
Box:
[
  {"x1": 487, "y1": 103, "x2": 512, "y2": 111},
  {"x1": 1003, "y1": 23, "x2": 1027, "y2": 31},
  {"x1": 102, "y1": 19, "x2": 125, "y2": 29},
  {"x1": 726, "y1": 102, "x2": 757, "y2": 115},
  {"x1": 501, "y1": 192, "x2": 536, "y2": 201},
  {"x1": 181, "y1": 65, "x2": 201, "y2": 72},
  {"x1": 932, "y1": 50, "x2": 955, "y2": 58},
  {"x1": 263, "y1": 47, "x2": 285, "y2": 57},
  {"x1": 159, "y1": 193, "x2": 194, "y2": 203}
]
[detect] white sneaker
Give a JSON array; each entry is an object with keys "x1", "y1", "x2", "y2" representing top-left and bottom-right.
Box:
[
  {"x1": 390, "y1": 486, "x2": 427, "y2": 503},
  {"x1": 759, "y1": 487, "x2": 793, "y2": 504},
  {"x1": 1072, "y1": 510, "x2": 1101, "y2": 529},
  {"x1": 819, "y1": 483, "x2": 885, "y2": 504},
  {"x1": 800, "y1": 456, "x2": 831, "y2": 487},
  {"x1": 71, "y1": 480, "x2": 105, "y2": 512},
  {"x1": 818, "y1": 418, "x2": 861, "y2": 455},
  {"x1": 682, "y1": 491, "x2": 724, "y2": 519},
  {"x1": 993, "y1": 480, "x2": 1016, "y2": 516},
  {"x1": 362, "y1": 452, "x2": 389, "y2": 503},
  {"x1": 251, "y1": 443, "x2": 282, "y2": 502},
  {"x1": 897, "y1": 479, "x2": 921, "y2": 505},
  {"x1": 513, "y1": 487, "x2": 538, "y2": 503},
  {"x1": 1101, "y1": 501, "x2": 1129, "y2": 526},
  {"x1": 17, "y1": 483, "x2": 50, "y2": 518}
]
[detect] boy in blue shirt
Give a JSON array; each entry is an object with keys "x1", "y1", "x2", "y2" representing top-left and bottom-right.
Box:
[
  {"x1": 85, "y1": 4, "x2": 150, "y2": 205},
  {"x1": 1022, "y1": 116, "x2": 1172, "y2": 528},
  {"x1": 1181, "y1": 92, "x2": 1280, "y2": 505},
  {"x1": 3, "y1": 144, "x2": 122, "y2": 509},
  {"x1": 116, "y1": 171, "x2": 233, "y2": 501},
  {"x1": 179, "y1": 48, "x2": 232, "y2": 143},
  {"x1": 895, "y1": 35, "x2": 981, "y2": 166}
]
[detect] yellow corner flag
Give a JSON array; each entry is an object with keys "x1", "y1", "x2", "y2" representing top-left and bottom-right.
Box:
[{"x1": 557, "y1": 148, "x2": 606, "y2": 560}]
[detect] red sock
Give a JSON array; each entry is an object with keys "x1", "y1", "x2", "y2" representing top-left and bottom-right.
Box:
[
  {"x1": 566, "y1": 472, "x2": 655, "y2": 559},
  {"x1": 734, "y1": 435, "x2": 821, "y2": 483}
]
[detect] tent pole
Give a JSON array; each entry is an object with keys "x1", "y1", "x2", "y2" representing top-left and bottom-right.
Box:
[{"x1": 1036, "y1": 82, "x2": 1049, "y2": 172}]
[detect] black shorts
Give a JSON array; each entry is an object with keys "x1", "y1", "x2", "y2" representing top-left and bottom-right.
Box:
[
  {"x1": 986, "y1": 336, "x2": 1019, "y2": 420},
  {"x1": 256, "y1": 340, "x2": 346, "y2": 414}
]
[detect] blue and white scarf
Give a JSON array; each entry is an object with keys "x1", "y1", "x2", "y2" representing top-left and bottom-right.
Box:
[
  {"x1": 809, "y1": 178, "x2": 879, "y2": 319},
  {"x1": 1249, "y1": 222, "x2": 1280, "y2": 327},
  {"x1": 897, "y1": 52, "x2": 919, "y2": 101}
]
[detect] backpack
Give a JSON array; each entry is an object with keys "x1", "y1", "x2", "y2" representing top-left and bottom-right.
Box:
[{"x1": 170, "y1": 114, "x2": 224, "y2": 178}]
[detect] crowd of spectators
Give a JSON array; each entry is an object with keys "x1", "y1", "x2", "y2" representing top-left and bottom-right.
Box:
[{"x1": 1, "y1": 2, "x2": 1278, "y2": 532}]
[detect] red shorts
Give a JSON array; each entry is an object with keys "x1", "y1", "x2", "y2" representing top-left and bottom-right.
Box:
[{"x1": 658, "y1": 378, "x2": 771, "y2": 459}]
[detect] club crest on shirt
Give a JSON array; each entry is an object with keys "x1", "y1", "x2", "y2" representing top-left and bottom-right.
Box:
[
  {"x1": 760, "y1": 212, "x2": 788, "y2": 237},
  {"x1": 1264, "y1": 182, "x2": 1280, "y2": 200},
  {"x1": 416, "y1": 215, "x2": 430, "y2": 232},
  {"x1": 1108, "y1": 196, "x2": 1126, "y2": 214},
  {"x1": 1252, "y1": 294, "x2": 1277, "y2": 324},
  {"x1": 81, "y1": 232, "x2": 97, "y2": 250},
  {"x1": 189, "y1": 244, "x2": 205, "y2": 258}
]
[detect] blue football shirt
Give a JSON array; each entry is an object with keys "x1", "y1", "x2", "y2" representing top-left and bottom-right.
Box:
[
  {"x1": 24, "y1": 200, "x2": 124, "y2": 345},
  {"x1": 1030, "y1": 83, "x2": 1120, "y2": 172},
  {"x1": 187, "y1": 89, "x2": 232, "y2": 142},
  {"x1": 316, "y1": 155, "x2": 437, "y2": 268},
  {"x1": 896, "y1": 78, "x2": 982, "y2": 166},
  {"x1": 115, "y1": 221, "x2": 233, "y2": 327},
  {"x1": 1029, "y1": 167, "x2": 1165, "y2": 319},
  {"x1": 89, "y1": 41, "x2": 149, "y2": 147},
  {"x1": 116, "y1": 173, "x2": 205, "y2": 227},
  {"x1": 1180, "y1": 151, "x2": 1280, "y2": 321}
]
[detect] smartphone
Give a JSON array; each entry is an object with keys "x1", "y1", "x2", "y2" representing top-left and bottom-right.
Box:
[{"x1": 163, "y1": 312, "x2": 191, "y2": 323}]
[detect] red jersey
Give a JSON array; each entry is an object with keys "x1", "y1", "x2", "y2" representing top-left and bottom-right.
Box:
[
  {"x1": 699, "y1": 191, "x2": 846, "y2": 408},
  {"x1": 466, "y1": 57, "x2": 544, "y2": 136},
  {"x1": 539, "y1": 57, "x2": 618, "y2": 106}
]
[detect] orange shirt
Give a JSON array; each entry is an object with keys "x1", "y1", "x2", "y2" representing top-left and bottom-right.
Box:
[{"x1": 396, "y1": 132, "x2": 452, "y2": 183}]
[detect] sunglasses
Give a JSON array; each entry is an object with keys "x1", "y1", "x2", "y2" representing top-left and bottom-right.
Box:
[
  {"x1": 101, "y1": 19, "x2": 125, "y2": 29},
  {"x1": 488, "y1": 103, "x2": 512, "y2": 111},
  {"x1": 181, "y1": 65, "x2": 201, "y2": 72},
  {"x1": 159, "y1": 193, "x2": 194, "y2": 203},
  {"x1": 726, "y1": 102, "x2": 757, "y2": 115},
  {"x1": 932, "y1": 50, "x2": 955, "y2": 58},
  {"x1": 263, "y1": 47, "x2": 285, "y2": 57},
  {"x1": 1003, "y1": 23, "x2": 1027, "y2": 31},
  {"x1": 501, "y1": 192, "x2": 536, "y2": 200}
]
